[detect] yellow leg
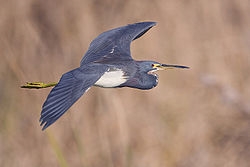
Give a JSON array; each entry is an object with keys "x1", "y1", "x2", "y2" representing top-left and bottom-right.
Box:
[{"x1": 21, "y1": 82, "x2": 58, "y2": 89}]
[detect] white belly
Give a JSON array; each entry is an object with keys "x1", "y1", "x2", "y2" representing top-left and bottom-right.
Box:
[{"x1": 94, "y1": 69, "x2": 128, "y2": 87}]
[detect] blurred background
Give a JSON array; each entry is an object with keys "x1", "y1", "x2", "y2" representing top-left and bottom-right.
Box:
[{"x1": 0, "y1": 0, "x2": 250, "y2": 166}]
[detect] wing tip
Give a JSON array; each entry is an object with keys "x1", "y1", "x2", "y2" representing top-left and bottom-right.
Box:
[
  {"x1": 129, "y1": 21, "x2": 157, "y2": 28},
  {"x1": 130, "y1": 21, "x2": 157, "y2": 41},
  {"x1": 39, "y1": 116, "x2": 50, "y2": 130},
  {"x1": 41, "y1": 123, "x2": 49, "y2": 131}
]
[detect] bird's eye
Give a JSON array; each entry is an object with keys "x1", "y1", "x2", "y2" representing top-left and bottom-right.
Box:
[{"x1": 151, "y1": 64, "x2": 154, "y2": 67}]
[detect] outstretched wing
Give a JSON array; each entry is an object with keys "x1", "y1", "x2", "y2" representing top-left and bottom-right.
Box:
[
  {"x1": 80, "y1": 21, "x2": 156, "y2": 65},
  {"x1": 40, "y1": 66, "x2": 106, "y2": 130}
]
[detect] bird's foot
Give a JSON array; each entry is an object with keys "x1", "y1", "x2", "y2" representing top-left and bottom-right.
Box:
[{"x1": 21, "y1": 82, "x2": 57, "y2": 89}]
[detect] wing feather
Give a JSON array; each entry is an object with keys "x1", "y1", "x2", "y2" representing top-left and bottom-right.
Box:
[
  {"x1": 40, "y1": 66, "x2": 106, "y2": 130},
  {"x1": 80, "y1": 22, "x2": 156, "y2": 65}
]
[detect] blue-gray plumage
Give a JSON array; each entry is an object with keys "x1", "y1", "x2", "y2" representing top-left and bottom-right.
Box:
[{"x1": 40, "y1": 21, "x2": 189, "y2": 130}]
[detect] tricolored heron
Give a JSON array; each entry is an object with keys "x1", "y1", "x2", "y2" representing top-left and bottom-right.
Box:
[{"x1": 22, "y1": 21, "x2": 189, "y2": 130}]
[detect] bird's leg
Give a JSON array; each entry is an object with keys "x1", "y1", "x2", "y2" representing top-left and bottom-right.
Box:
[{"x1": 21, "y1": 82, "x2": 58, "y2": 89}]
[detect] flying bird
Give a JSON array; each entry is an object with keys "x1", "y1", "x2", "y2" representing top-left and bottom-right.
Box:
[{"x1": 21, "y1": 21, "x2": 189, "y2": 130}]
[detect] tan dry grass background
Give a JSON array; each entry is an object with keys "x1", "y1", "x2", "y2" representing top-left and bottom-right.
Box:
[{"x1": 0, "y1": 0, "x2": 250, "y2": 167}]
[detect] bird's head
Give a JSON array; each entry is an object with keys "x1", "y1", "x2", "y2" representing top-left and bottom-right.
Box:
[
  {"x1": 139, "y1": 61, "x2": 189, "y2": 75},
  {"x1": 131, "y1": 61, "x2": 189, "y2": 90}
]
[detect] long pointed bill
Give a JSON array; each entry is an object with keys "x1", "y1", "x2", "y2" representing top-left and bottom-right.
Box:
[{"x1": 153, "y1": 64, "x2": 189, "y2": 70}]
